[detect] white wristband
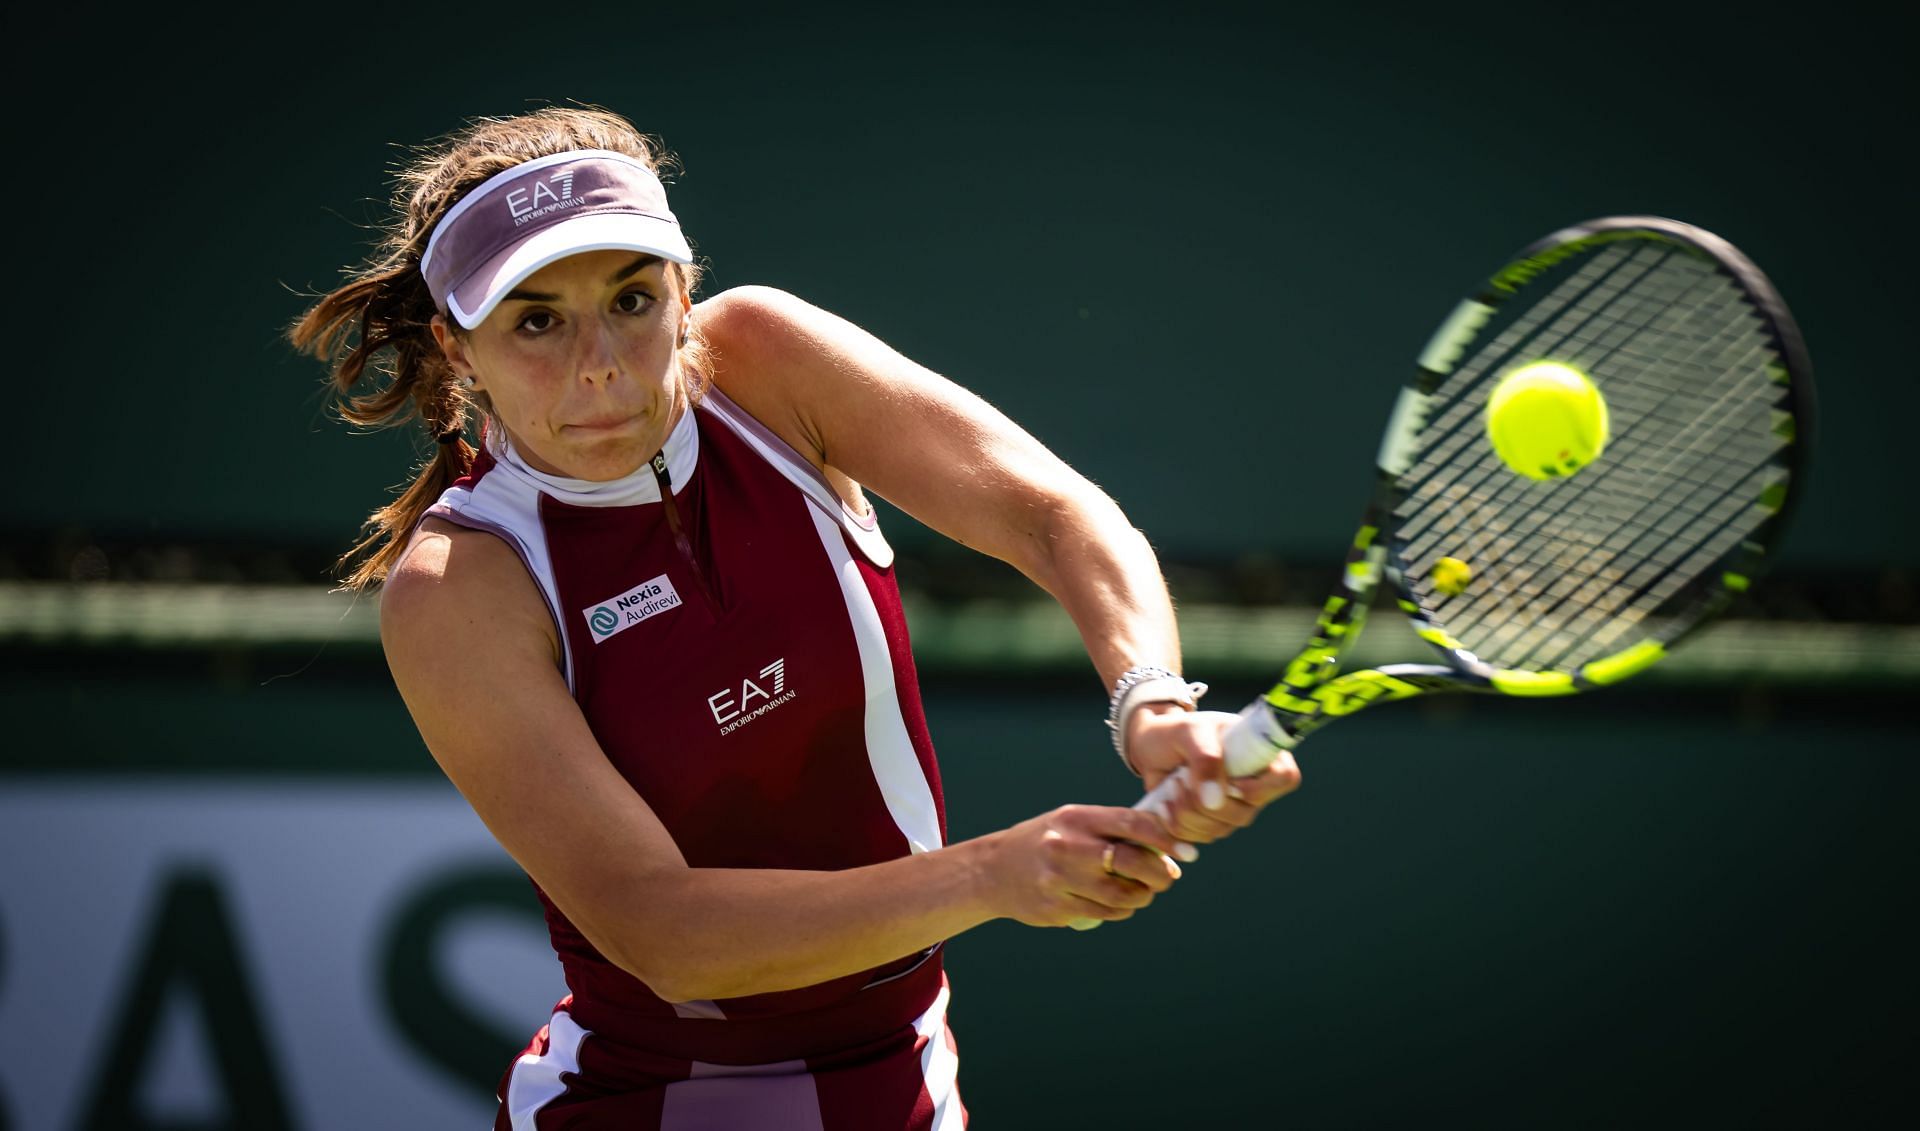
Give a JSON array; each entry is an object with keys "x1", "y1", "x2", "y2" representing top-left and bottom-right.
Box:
[{"x1": 1106, "y1": 667, "x2": 1208, "y2": 776}]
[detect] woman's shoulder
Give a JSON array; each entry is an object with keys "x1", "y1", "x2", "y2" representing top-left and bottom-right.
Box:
[
  {"x1": 379, "y1": 518, "x2": 561, "y2": 662},
  {"x1": 694, "y1": 284, "x2": 815, "y2": 353},
  {"x1": 695, "y1": 285, "x2": 835, "y2": 468},
  {"x1": 695, "y1": 284, "x2": 862, "y2": 394}
]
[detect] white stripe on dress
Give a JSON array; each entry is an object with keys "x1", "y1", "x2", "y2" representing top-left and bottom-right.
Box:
[
  {"x1": 671, "y1": 998, "x2": 727, "y2": 1020},
  {"x1": 661, "y1": 1056, "x2": 827, "y2": 1131},
  {"x1": 916, "y1": 981, "x2": 963, "y2": 1130},
  {"x1": 425, "y1": 480, "x2": 575, "y2": 691},
  {"x1": 505, "y1": 1008, "x2": 590, "y2": 1130},
  {"x1": 702, "y1": 390, "x2": 895, "y2": 568},
  {"x1": 807, "y1": 505, "x2": 942, "y2": 854}
]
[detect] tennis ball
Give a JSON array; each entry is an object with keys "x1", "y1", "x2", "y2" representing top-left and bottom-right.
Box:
[
  {"x1": 1432, "y1": 556, "x2": 1472, "y2": 597},
  {"x1": 1485, "y1": 361, "x2": 1610, "y2": 480}
]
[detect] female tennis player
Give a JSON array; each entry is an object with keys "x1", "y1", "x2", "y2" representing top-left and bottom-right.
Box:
[{"x1": 292, "y1": 106, "x2": 1301, "y2": 1130}]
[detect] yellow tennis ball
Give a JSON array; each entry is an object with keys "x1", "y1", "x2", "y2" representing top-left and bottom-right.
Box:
[
  {"x1": 1486, "y1": 361, "x2": 1611, "y2": 480},
  {"x1": 1432, "y1": 556, "x2": 1472, "y2": 597}
]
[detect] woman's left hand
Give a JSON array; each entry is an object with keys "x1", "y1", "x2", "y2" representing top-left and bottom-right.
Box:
[{"x1": 1124, "y1": 704, "x2": 1303, "y2": 848}]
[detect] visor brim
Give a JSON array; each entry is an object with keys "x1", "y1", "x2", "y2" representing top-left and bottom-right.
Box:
[{"x1": 447, "y1": 212, "x2": 694, "y2": 330}]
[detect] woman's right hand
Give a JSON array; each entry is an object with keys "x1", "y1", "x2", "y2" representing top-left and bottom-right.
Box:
[{"x1": 979, "y1": 805, "x2": 1186, "y2": 928}]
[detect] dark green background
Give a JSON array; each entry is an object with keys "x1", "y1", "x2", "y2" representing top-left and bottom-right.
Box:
[
  {"x1": 7, "y1": 2, "x2": 1916, "y2": 1126},
  {"x1": 11, "y1": 3, "x2": 1917, "y2": 570}
]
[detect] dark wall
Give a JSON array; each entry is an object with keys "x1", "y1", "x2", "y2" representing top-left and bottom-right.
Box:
[{"x1": 11, "y1": 4, "x2": 1915, "y2": 570}]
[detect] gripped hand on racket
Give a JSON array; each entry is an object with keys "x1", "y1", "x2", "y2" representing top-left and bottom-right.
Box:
[{"x1": 1122, "y1": 704, "x2": 1302, "y2": 847}]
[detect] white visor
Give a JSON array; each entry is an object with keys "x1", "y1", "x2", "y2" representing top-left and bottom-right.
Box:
[
  {"x1": 420, "y1": 149, "x2": 695, "y2": 330},
  {"x1": 446, "y1": 212, "x2": 693, "y2": 329}
]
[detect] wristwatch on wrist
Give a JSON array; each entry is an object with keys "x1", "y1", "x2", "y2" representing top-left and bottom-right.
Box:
[{"x1": 1105, "y1": 665, "x2": 1208, "y2": 776}]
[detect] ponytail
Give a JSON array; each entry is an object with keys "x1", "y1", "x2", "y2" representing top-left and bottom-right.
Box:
[{"x1": 290, "y1": 254, "x2": 473, "y2": 592}]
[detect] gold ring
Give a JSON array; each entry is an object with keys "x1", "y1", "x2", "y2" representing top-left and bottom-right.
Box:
[{"x1": 1101, "y1": 843, "x2": 1119, "y2": 876}]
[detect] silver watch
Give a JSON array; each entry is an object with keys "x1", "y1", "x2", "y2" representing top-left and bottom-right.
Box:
[{"x1": 1105, "y1": 665, "x2": 1208, "y2": 775}]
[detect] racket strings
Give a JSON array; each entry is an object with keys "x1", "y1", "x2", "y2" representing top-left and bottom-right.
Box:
[
  {"x1": 1398, "y1": 247, "x2": 1703, "y2": 545},
  {"x1": 1391, "y1": 241, "x2": 1790, "y2": 671},
  {"x1": 1413, "y1": 247, "x2": 1753, "y2": 500},
  {"x1": 1429, "y1": 296, "x2": 1779, "y2": 666},
  {"x1": 1436, "y1": 291, "x2": 1776, "y2": 662},
  {"x1": 1396, "y1": 248, "x2": 1703, "y2": 551},
  {"x1": 1421, "y1": 299, "x2": 1783, "y2": 665},
  {"x1": 1400, "y1": 249, "x2": 1748, "y2": 567},
  {"x1": 1482, "y1": 325, "x2": 1781, "y2": 665}
]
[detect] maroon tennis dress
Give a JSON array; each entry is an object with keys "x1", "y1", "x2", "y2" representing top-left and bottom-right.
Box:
[{"x1": 423, "y1": 387, "x2": 963, "y2": 1130}]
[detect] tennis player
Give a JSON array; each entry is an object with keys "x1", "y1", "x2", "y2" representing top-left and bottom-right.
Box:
[{"x1": 292, "y1": 106, "x2": 1301, "y2": 1129}]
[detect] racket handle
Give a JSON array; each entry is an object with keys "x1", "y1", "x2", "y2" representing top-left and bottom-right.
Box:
[
  {"x1": 1222, "y1": 699, "x2": 1300, "y2": 775},
  {"x1": 1068, "y1": 701, "x2": 1299, "y2": 930}
]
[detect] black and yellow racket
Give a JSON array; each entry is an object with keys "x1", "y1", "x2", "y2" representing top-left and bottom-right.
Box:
[{"x1": 1142, "y1": 215, "x2": 1814, "y2": 814}]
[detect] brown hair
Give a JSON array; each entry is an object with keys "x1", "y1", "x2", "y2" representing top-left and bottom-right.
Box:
[{"x1": 289, "y1": 106, "x2": 709, "y2": 591}]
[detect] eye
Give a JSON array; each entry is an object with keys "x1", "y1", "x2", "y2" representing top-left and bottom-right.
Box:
[
  {"x1": 517, "y1": 310, "x2": 557, "y2": 334},
  {"x1": 615, "y1": 289, "x2": 655, "y2": 315}
]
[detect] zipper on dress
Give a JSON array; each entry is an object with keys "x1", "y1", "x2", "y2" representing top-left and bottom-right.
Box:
[{"x1": 650, "y1": 452, "x2": 720, "y2": 611}]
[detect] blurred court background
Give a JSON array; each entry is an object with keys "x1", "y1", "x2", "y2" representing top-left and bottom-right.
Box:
[{"x1": 4, "y1": 3, "x2": 1915, "y2": 1127}]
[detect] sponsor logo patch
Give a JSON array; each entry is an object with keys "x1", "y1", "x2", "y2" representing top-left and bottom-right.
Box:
[{"x1": 583, "y1": 574, "x2": 681, "y2": 643}]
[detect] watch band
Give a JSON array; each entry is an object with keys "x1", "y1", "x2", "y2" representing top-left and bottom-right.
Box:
[{"x1": 1106, "y1": 665, "x2": 1208, "y2": 775}]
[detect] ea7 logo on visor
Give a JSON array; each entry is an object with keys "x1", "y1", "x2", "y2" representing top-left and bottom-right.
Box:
[
  {"x1": 506, "y1": 170, "x2": 579, "y2": 226},
  {"x1": 583, "y1": 575, "x2": 681, "y2": 643}
]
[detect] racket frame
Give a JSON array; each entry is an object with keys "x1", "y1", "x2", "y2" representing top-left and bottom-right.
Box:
[{"x1": 1225, "y1": 216, "x2": 1814, "y2": 773}]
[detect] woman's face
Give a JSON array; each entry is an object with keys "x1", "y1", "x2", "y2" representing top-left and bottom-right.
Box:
[{"x1": 434, "y1": 249, "x2": 692, "y2": 481}]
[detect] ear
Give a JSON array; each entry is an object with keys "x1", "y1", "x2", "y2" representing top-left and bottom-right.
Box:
[
  {"x1": 430, "y1": 314, "x2": 480, "y2": 389},
  {"x1": 671, "y1": 264, "x2": 694, "y2": 319},
  {"x1": 673, "y1": 272, "x2": 695, "y2": 348}
]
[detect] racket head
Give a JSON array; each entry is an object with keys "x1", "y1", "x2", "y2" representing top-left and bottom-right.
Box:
[{"x1": 1376, "y1": 216, "x2": 1813, "y2": 692}]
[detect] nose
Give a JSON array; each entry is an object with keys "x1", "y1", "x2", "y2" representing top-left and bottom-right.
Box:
[{"x1": 575, "y1": 314, "x2": 621, "y2": 386}]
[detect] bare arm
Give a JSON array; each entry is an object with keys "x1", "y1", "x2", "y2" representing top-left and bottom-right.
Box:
[
  {"x1": 700, "y1": 286, "x2": 1179, "y2": 690},
  {"x1": 379, "y1": 520, "x2": 1182, "y2": 1003},
  {"x1": 697, "y1": 287, "x2": 1302, "y2": 840}
]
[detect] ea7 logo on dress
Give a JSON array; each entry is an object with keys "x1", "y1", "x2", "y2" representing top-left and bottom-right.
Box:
[
  {"x1": 709, "y1": 659, "x2": 797, "y2": 734},
  {"x1": 583, "y1": 574, "x2": 681, "y2": 644}
]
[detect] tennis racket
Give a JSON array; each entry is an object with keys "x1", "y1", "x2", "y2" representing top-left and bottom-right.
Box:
[{"x1": 1114, "y1": 215, "x2": 1813, "y2": 882}]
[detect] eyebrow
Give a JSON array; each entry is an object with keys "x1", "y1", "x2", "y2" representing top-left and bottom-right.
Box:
[
  {"x1": 500, "y1": 255, "x2": 665, "y2": 304},
  {"x1": 607, "y1": 254, "x2": 663, "y2": 284}
]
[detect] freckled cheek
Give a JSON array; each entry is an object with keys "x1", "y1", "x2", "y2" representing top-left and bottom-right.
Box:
[
  {"x1": 487, "y1": 363, "x2": 571, "y2": 429},
  {"x1": 608, "y1": 331, "x2": 676, "y2": 395},
  {"x1": 622, "y1": 323, "x2": 675, "y2": 367}
]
